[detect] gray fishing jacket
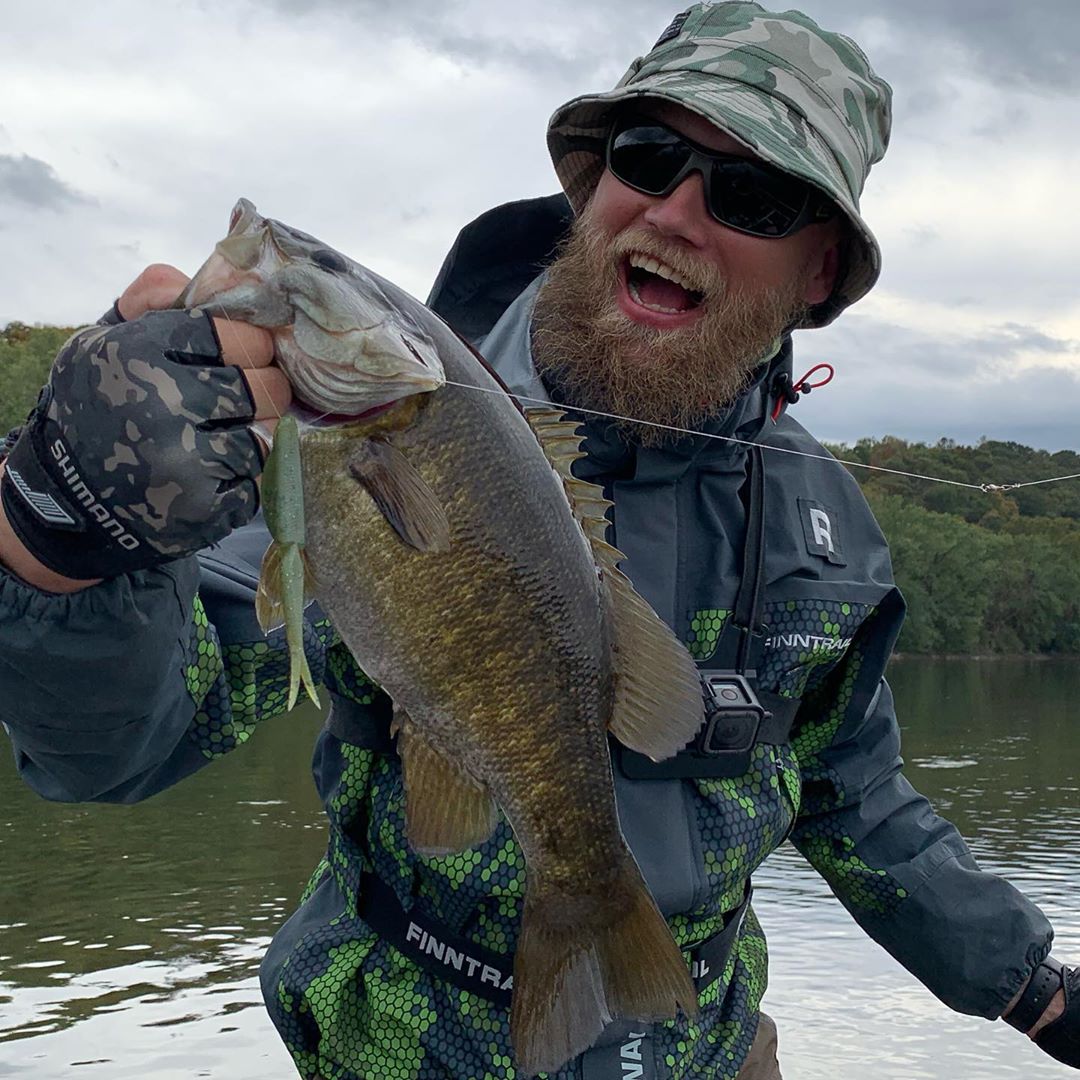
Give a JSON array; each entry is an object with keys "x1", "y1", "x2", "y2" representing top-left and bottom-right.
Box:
[{"x1": 0, "y1": 195, "x2": 1053, "y2": 1080}]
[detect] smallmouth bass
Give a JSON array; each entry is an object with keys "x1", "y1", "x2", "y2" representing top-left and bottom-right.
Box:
[{"x1": 181, "y1": 198, "x2": 706, "y2": 1077}]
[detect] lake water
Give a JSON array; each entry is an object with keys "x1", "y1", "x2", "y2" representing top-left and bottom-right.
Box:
[{"x1": 1, "y1": 659, "x2": 1077, "y2": 1079}]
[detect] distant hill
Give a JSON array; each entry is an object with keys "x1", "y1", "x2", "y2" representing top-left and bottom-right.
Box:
[
  {"x1": 824, "y1": 435, "x2": 1080, "y2": 524},
  {"x1": 3, "y1": 324, "x2": 1078, "y2": 655}
]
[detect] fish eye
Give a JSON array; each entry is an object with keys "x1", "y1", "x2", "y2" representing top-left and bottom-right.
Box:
[{"x1": 311, "y1": 248, "x2": 348, "y2": 273}]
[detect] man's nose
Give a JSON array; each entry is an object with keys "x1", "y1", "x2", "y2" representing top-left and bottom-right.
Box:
[{"x1": 641, "y1": 170, "x2": 712, "y2": 245}]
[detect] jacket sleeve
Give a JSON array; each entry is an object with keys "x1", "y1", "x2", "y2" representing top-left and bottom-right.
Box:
[
  {"x1": 788, "y1": 586, "x2": 1053, "y2": 1019},
  {"x1": 0, "y1": 518, "x2": 379, "y2": 804}
]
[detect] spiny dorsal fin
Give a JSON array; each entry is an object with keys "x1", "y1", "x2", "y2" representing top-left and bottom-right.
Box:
[
  {"x1": 525, "y1": 408, "x2": 613, "y2": 529},
  {"x1": 524, "y1": 407, "x2": 588, "y2": 483},
  {"x1": 525, "y1": 408, "x2": 700, "y2": 760}
]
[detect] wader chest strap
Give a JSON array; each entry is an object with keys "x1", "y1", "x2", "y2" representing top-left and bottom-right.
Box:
[
  {"x1": 324, "y1": 693, "x2": 395, "y2": 751},
  {"x1": 358, "y1": 871, "x2": 514, "y2": 1006},
  {"x1": 356, "y1": 872, "x2": 751, "y2": 1009},
  {"x1": 614, "y1": 690, "x2": 799, "y2": 779}
]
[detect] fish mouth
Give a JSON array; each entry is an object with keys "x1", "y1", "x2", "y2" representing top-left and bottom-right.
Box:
[{"x1": 289, "y1": 397, "x2": 403, "y2": 427}]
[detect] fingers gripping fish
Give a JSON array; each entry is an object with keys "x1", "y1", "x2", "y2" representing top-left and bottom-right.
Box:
[{"x1": 179, "y1": 198, "x2": 707, "y2": 1077}]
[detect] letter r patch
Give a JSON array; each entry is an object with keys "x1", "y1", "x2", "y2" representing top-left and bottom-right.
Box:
[{"x1": 798, "y1": 498, "x2": 845, "y2": 566}]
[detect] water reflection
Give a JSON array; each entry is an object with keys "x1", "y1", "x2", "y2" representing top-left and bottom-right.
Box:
[
  {"x1": 0, "y1": 703, "x2": 327, "y2": 1078},
  {"x1": 756, "y1": 658, "x2": 1080, "y2": 1080},
  {"x1": 1, "y1": 662, "x2": 1078, "y2": 1078}
]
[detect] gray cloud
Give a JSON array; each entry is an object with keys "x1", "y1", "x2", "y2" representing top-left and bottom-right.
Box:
[
  {"x1": 970, "y1": 102, "x2": 1032, "y2": 141},
  {"x1": 0, "y1": 154, "x2": 90, "y2": 210},
  {"x1": 978, "y1": 323, "x2": 1079, "y2": 361},
  {"x1": 805, "y1": 0, "x2": 1078, "y2": 96},
  {"x1": 269, "y1": 0, "x2": 593, "y2": 77},
  {"x1": 815, "y1": 316, "x2": 1078, "y2": 380},
  {"x1": 901, "y1": 224, "x2": 940, "y2": 246},
  {"x1": 796, "y1": 315, "x2": 1080, "y2": 451},
  {"x1": 817, "y1": 366, "x2": 1080, "y2": 454},
  {"x1": 258, "y1": 0, "x2": 687, "y2": 80},
  {"x1": 258, "y1": 0, "x2": 1080, "y2": 97}
]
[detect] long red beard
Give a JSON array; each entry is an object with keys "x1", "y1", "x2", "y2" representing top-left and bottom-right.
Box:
[{"x1": 531, "y1": 207, "x2": 810, "y2": 446}]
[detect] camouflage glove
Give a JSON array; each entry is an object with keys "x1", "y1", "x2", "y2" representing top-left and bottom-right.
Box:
[{"x1": 0, "y1": 309, "x2": 261, "y2": 579}]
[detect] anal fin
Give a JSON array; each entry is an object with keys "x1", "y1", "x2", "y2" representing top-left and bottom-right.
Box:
[{"x1": 394, "y1": 711, "x2": 499, "y2": 855}]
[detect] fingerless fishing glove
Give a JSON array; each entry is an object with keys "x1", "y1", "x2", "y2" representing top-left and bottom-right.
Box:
[{"x1": 1, "y1": 309, "x2": 261, "y2": 579}]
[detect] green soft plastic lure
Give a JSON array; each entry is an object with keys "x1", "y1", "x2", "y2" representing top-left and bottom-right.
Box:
[{"x1": 255, "y1": 413, "x2": 320, "y2": 711}]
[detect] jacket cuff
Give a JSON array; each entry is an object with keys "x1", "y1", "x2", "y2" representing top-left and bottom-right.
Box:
[{"x1": 98, "y1": 299, "x2": 126, "y2": 326}]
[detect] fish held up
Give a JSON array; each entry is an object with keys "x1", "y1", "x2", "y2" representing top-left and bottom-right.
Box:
[{"x1": 180, "y1": 198, "x2": 707, "y2": 1077}]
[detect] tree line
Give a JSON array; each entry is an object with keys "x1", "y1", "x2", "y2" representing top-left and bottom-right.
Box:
[
  {"x1": 827, "y1": 437, "x2": 1080, "y2": 655},
  {"x1": 3, "y1": 323, "x2": 1079, "y2": 654}
]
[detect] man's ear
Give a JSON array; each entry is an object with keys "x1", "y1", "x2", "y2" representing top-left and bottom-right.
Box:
[{"x1": 802, "y1": 237, "x2": 843, "y2": 306}]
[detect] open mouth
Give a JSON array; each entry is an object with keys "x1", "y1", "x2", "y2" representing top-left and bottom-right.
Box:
[
  {"x1": 290, "y1": 397, "x2": 399, "y2": 427},
  {"x1": 623, "y1": 253, "x2": 705, "y2": 315}
]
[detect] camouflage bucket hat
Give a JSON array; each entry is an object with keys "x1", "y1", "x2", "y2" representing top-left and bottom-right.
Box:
[{"x1": 547, "y1": 2, "x2": 893, "y2": 327}]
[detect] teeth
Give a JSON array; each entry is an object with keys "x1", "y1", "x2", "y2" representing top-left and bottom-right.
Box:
[
  {"x1": 628, "y1": 253, "x2": 698, "y2": 293},
  {"x1": 627, "y1": 278, "x2": 685, "y2": 314}
]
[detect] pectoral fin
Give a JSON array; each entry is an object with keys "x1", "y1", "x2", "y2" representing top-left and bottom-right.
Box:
[
  {"x1": 393, "y1": 712, "x2": 499, "y2": 856},
  {"x1": 348, "y1": 439, "x2": 451, "y2": 553}
]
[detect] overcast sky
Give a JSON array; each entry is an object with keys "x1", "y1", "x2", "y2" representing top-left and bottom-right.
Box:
[{"x1": 2, "y1": 0, "x2": 1078, "y2": 455}]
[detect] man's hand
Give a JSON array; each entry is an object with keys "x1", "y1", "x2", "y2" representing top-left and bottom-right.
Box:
[{"x1": 0, "y1": 264, "x2": 290, "y2": 588}]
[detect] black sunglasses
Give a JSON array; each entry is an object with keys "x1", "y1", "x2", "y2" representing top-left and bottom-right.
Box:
[{"x1": 605, "y1": 116, "x2": 835, "y2": 239}]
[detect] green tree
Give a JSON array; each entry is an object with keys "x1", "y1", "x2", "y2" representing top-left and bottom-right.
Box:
[
  {"x1": 0, "y1": 322, "x2": 77, "y2": 433},
  {"x1": 868, "y1": 493, "x2": 992, "y2": 654}
]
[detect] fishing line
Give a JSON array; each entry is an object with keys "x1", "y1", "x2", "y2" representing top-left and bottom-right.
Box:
[
  {"x1": 202, "y1": 301, "x2": 1077, "y2": 494},
  {"x1": 439, "y1": 377, "x2": 1079, "y2": 494}
]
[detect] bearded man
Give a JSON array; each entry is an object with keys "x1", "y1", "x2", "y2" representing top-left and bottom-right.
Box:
[{"x1": 2, "y1": 4, "x2": 1079, "y2": 1079}]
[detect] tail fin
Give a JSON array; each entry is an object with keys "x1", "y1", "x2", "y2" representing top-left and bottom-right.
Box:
[{"x1": 510, "y1": 858, "x2": 698, "y2": 1077}]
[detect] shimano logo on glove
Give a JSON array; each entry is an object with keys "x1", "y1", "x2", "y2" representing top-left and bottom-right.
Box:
[{"x1": 49, "y1": 437, "x2": 140, "y2": 551}]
